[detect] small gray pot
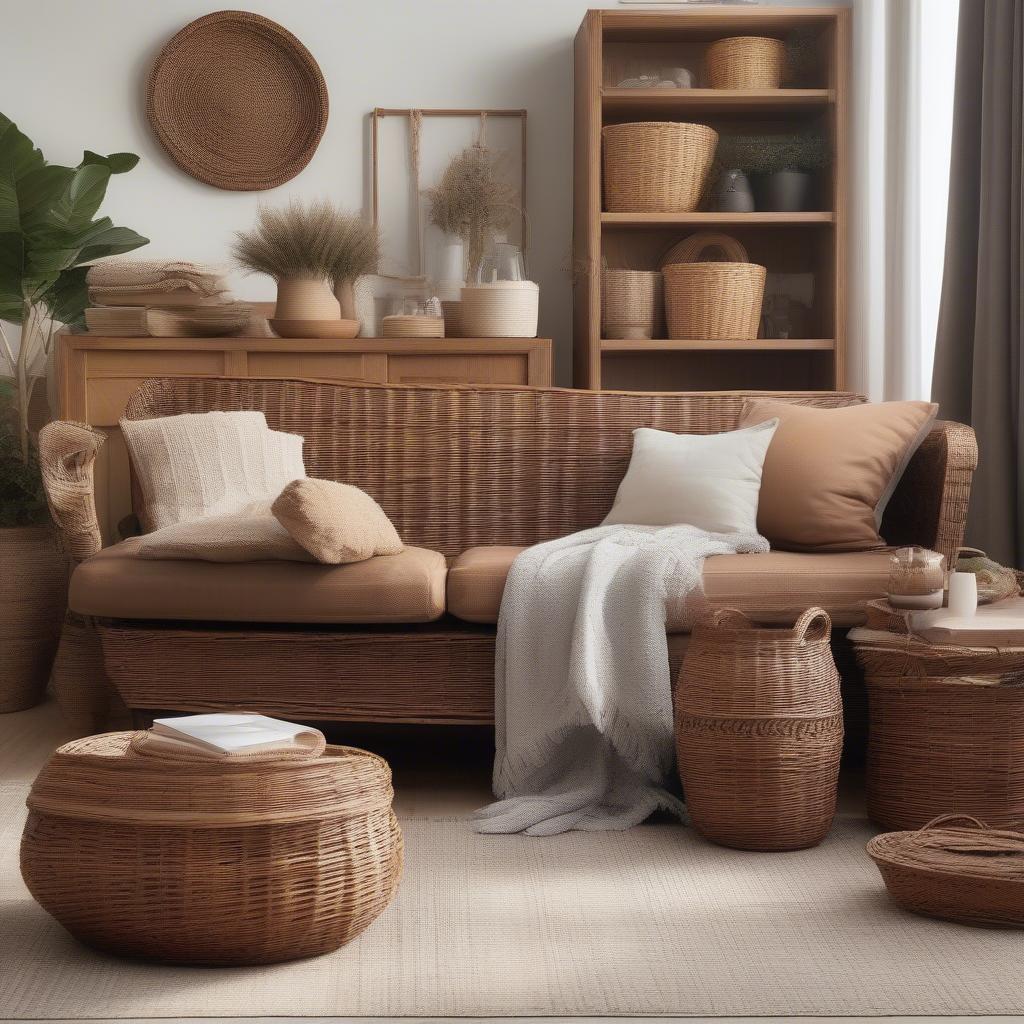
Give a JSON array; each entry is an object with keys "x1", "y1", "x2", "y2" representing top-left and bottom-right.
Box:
[
  {"x1": 714, "y1": 169, "x2": 755, "y2": 213},
  {"x1": 754, "y1": 170, "x2": 815, "y2": 212}
]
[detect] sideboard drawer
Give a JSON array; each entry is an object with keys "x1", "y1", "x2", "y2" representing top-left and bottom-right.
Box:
[{"x1": 387, "y1": 353, "x2": 530, "y2": 386}]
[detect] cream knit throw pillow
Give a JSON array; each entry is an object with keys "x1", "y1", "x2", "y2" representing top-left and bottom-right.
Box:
[
  {"x1": 272, "y1": 478, "x2": 404, "y2": 564},
  {"x1": 120, "y1": 410, "x2": 306, "y2": 531}
]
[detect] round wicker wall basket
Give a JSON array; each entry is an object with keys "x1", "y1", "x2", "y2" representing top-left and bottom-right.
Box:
[
  {"x1": 705, "y1": 36, "x2": 786, "y2": 90},
  {"x1": 661, "y1": 232, "x2": 766, "y2": 340},
  {"x1": 147, "y1": 11, "x2": 329, "y2": 191},
  {"x1": 0, "y1": 525, "x2": 66, "y2": 713},
  {"x1": 676, "y1": 607, "x2": 843, "y2": 851},
  {"x1": 602, "y1": 121, "x2": 718, "y2": 213},
  {"x1": 21, "y1": 733, "x2": 403, "y2": 965}
]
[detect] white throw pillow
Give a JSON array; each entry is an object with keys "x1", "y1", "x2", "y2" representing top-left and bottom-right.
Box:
[
  {"x1": 120, "y1": 410, "x2": 306, "y2": 531},
  {"x1": 602, "y1": 419, "x2": 779, "y2": 534}
]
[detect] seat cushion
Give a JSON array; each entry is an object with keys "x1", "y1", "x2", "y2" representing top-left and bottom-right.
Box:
[
  {"x1": 70, "y1": 539, "x2": 446, "y2": 624},
  {"x1": 447, "y1": 545, "x2": 894, "y2": 629}
]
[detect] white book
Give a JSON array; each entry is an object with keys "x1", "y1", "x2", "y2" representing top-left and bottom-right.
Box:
[
  {"x1": 151, "y1": 713, "x2": 322, "y2": 754},
  {"x1": 910, "y1": 597, "x2": 1024, "y2": 647}
]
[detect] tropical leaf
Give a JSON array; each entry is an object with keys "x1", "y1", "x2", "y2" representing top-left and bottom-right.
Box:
[
  {"x1": 48, "y1": 266, "x2": 89, "y2": 331},
  {"x1": 82, "y1": 150, "x2": 140, "y2": 174},
  {"x1": 0, "y1": 114, "x2": 45, "y2": 183}
]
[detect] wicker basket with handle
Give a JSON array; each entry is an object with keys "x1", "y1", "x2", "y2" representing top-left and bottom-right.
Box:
[
  {"x1": 705, "y1": 36, "x2": 786, "y2": 90},
  {"x1": 602, "y1": 122, "x2": 718, "y2": 213},
  {"x1": 661, "y1": 232, "x2": 766, "y2": 340},
  {"x1": 601, "y1": 269, "x2": 664, "y2": 340},
  {"x1": 676, "y1": 607, "x2": 843, "y2": 850},
  {"x1": 20, "y1": 732, "x2": 403, "y2": 964},
  {"x1": 868, "y1": 814, "x2": 1024, "y2": 927}
]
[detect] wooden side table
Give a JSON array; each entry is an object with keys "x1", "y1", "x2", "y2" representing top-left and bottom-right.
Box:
[{"x1": 850, "y1": 600, "x2": 1024, "y2": 830}]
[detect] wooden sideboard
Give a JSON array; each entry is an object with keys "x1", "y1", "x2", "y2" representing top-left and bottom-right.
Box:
[{"x1": 57, "y1": 334, "x2": 553, "y2": 543}]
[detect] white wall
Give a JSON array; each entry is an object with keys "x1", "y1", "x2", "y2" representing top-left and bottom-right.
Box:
[{"x1": 3, "y1": 0, "x2": 847, "y2": 386}]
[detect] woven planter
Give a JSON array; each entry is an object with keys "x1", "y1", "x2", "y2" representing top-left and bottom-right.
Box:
[
  {"x1": 676, "y1": 607, "x2": 843, "y2": 851},
  {"x1": 21, "y1": 733, "x2": 403, "y2": 964},
  {"x1": 662, "y1": 232, "x2": 766, "y2": 340},
  {"x1": 602, "y1": 122, "x2": 718, "y2": 213},
  {"x1": 0, "y1": 525, "x2": 66, "y2": 713},
  {"x1": 601, "y1": 269, "x2": 664, "y2": 340},
  {"x1": 706, "y1": 36, "x2": 786, "y2": 90},
  {"x1": 460, "y1": 282, "x2": 539, "y2": 338},
  {"x1": 275, "y1": 276, "x2": 342, "y2": 321},
  {"x1": 868, "y1": 815, "x2": 1024, "y2": 927}
]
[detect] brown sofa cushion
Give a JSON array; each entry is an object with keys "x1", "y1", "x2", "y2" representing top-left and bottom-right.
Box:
[
  {"x1": 70, "y1": 539, "x2": 446, "y2": 624},
  {"x1": 738, "y1": 398, "x2": 938, "y2": 552},
  {"x1": 447, "y1": 545, "x2": 894, "y2": 629}
]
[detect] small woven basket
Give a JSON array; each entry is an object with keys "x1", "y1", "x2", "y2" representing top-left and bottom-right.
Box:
[
  {"x1": 460, "y1": 283, "x2": 539, "y2": 338},
  {"x1": 868, "y1": 815, "x2": 1024, "y2": 927},
  {"x1": 601, "y1": 269, "x2": 664, "y2": 340},
  {"x1": 676, "y1": 607, "x2": 843, "y2": 851},
  {"x1": 381, "y1": 314, "x2": 445, "y2": 338},
  {"x1": 602, "y1": 122, "x2": 718, "y2": 213},
  {"x1": 705, "y1": 36, "x2": 786, "y2": 90},
  {"x1": 662, "y1": 232, "x2": 766, "y2": 339},
  {"x1": 20, "y1": 733, "x2": 403, "y2": 965}
]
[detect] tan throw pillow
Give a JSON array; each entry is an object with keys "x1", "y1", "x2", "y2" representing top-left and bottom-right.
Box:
[
  {"x1": 272, "y1": 478, "x2": 404, "y2": 564},
  {"x1": 737, "y1": 399, "x2": 938, "y2": 552}
]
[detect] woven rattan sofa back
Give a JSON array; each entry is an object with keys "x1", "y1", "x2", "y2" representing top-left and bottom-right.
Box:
[{"x1": 123, "y1": 378, "x2": 863, "y2": 556}]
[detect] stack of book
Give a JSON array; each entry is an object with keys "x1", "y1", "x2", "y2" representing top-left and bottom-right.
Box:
[{"x1": 84, "y1": 259, "x2": 252, "y2": 337}]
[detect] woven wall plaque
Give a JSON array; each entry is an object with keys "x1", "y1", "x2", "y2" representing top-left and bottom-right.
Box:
[{"x1": 147, "y1": 10, "x2": 328, "y2": 191}]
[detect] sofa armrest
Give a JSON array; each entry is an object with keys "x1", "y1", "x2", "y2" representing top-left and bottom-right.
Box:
[
  {"x1": 881, "y1": 420, "x2": 978, "y2": 564},
  {"x1": 37, "y1": 421, "x2": 106, "y2": 561}
]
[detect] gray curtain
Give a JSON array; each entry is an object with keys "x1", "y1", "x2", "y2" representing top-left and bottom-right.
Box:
[{"x1": 932, "y1": 0, "x2": 1024, "y2": 567}]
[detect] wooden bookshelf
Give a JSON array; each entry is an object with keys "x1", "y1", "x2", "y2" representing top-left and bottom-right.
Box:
[{"x1": 573, "y1": 6, "x2": 850, "y2": 392}]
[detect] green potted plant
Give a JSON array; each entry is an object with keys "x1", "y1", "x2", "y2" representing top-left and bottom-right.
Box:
[
  {"x1": 0, "y1": 112, "x2": 147, "y2": 712},
  {"x1": 232, "y1": 199, "x2": 380, "y2": 337},
  {"x1": 715, "y1": 131, "x2": 830, "y2": 212}
]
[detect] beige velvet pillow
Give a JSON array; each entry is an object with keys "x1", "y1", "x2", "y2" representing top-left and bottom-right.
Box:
[
  {"x1": 737, "y1": 399, "x2": 938, "y2": 552},
  {"x1": 272, "y1": 478, "x2": 404, "y2": 564}
]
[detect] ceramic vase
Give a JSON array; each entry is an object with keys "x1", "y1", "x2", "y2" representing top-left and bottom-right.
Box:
[
  {"x1": 755, "y1": 170, "x2": 814, "y2": 212},
  {"x1": 714, "y1": 169, "x2": 756, "y2": 213},
  {"x1": 333, "y1": 279, "x2": 358, "y2": 320},
  {"x1": 276, "y1": 277, "x2": 341, "y2": 321}
]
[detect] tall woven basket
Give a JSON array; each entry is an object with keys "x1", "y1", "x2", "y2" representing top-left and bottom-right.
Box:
[
  {"x1": 602, "y1": 122, "x2": 718, "y2": 213},
  {"x1": 21, "y1": 733, "x2": 403, "y2": 965},
  {"x1": 705, "y1": 36, "x2": 786, "y2": 90},
  {"x1": 661, "y1": 232, "x2": 766, "y2": 339},
  {"x1": 676, "y1": 607, "x2": 844, "y2": 851},
  {"x1": 601, "y1": 269, "x2": 664, "y2": 339}
]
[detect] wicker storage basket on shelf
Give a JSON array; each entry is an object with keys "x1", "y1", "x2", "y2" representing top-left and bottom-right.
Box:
[
  {"x1": 676, "y1": 607, "x2": 843, "y2": 851},
  {"x1": 852, "y1": 601, "x2": 1024, "y2": 830},
  {"x1": 661, "y1": 232, "x2": 766, "y2": 339},
  {"x1": 460, "y1": 282, "x2": 539, "y2": 338},
  {"x1": 381, "y1": 314, "x2": 445, "y2": 338},
  {"x1": 705, "y1": 36, "x2": 786, "y2": 90},
  {"x1": 868, "y1": 815, "x2": 1024, "y2": 927},
  {"x1": 601, "y1": 269, "x2": 664, "y2": 340},
  {"x1": 602, "y1": 122, "x2": 718, "y2": 213},
  {"x1": 20, "y1": 732, "x2": 403, "y2": 965}
]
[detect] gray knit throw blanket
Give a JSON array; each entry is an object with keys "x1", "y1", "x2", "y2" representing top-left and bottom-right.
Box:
[{"x1": 473, "y1": 524, "x2": 769, "y2": 836}]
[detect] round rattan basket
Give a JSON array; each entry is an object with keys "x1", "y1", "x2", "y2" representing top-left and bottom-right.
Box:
[
  {"x1": 381, "y1": 314, "x2": 445, "y2": 338},
  {"x1": 661, "y1": 232, "x2": 766, "y2": 340},
  {"x1": 705, "y1": 36, "x2": 786, "y2": 90},
  {"x1": 460, "y1": 282, "x2": 539, "y2": 338},
  {"x1": 20, "y1": 733, "x2": 403, "y2": 965},
  {"x1": 868, "y1": 815, "x2": 1024, "y2": 927},
  {"x1": 676, "y1": 607, "x2": 843, "y2": 851},
  {"x1": 602, "y1": 122, "x2": 718, "y2": 213},
  {"x1": 601, "y1": 269, "x2": 664, "y2": 340},
  {"x1": 147, "y1": 11, "x2": 329, "y2": 191}
]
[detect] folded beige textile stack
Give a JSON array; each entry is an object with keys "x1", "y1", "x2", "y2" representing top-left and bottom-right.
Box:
[{"x1": 84, "y1": 259, "x2": 251, "y2": 337}]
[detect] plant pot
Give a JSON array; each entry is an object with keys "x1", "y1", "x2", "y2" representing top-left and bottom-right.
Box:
[
  {"x1": 713, "y1": 169, "x2": 755, "y2": 213},
  {"x1": 333, "y1": 279, "x2": 358, "y2": 321},
  {"x1": 754, "y1": 170, "x2": 815, "y2": 212},
  {"x1": 0, "y1": 525, "x2": 67, "y2": 712},
  {"x1": 275, "y1": 277, "x2": 341, "y2": 321}
]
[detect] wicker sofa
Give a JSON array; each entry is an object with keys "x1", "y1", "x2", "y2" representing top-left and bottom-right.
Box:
[{"x1": 40, "y1": 377, "x2": 976, "y2": 729}]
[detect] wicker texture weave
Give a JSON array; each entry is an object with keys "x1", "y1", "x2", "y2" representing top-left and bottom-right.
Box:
[
  {"x1": 676, "y1": 607, "x2": 843, "y2": 850},
  {"x1": 602, "y1": 122, "x2": 718, "y2": 213},
  {"x1": 705, "y1": 36, "x2": 786, "y2": 90},
  {"x1": 852, "y1": 612, "x2": 1024, "y2": 830},
  {"x1": 21, "y1": 733, "x2": 402, "y2": 964},
  {"x1": 662, "y1": 233, "x2": 766, "y2": 340},
  {"x1": 147, "y1": 11, "x2": 328, "y2": 191},
  {"x1": 868, "y1": 815, "x2": 1024, "y2": 927},
  {"x1": 38, "y1": 421, "x2": 105, "y2": 561},
  {"x1": 601, "y1": 269, "x2": 664, "y2": 339},
  {"x1": 381, "y1": 315, "x2": 445, "y2": 338}
]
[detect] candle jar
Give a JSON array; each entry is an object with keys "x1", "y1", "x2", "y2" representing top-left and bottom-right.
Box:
[{"x1": 887, "y1": 547, "x2": 946, "y2": 609}]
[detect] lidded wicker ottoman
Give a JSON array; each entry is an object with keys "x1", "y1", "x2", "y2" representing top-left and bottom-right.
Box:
[
  {"x1": 20, "y1": 732, "x2": 403, "y2": 965},
  {"x1": 675, "y1": 607, "x2": 844, "y2": 850}
]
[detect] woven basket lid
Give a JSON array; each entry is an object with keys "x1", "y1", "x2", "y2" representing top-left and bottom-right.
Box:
[
  {"x1": 147, "y1": 10, "x2": 328, "y2": 191},
  {"x1": 26, "y1": 732, "x2": 392, "y2": 826}
]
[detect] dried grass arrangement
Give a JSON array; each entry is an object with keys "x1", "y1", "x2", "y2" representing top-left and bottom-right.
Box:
[{"x1": 426, "y1": 144, "x2": 517, "y2": 281}]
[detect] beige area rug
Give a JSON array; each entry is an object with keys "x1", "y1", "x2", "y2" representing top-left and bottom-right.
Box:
[{"x1": 2, "y1": 706, "x2": 1024, "y2": 1018}]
